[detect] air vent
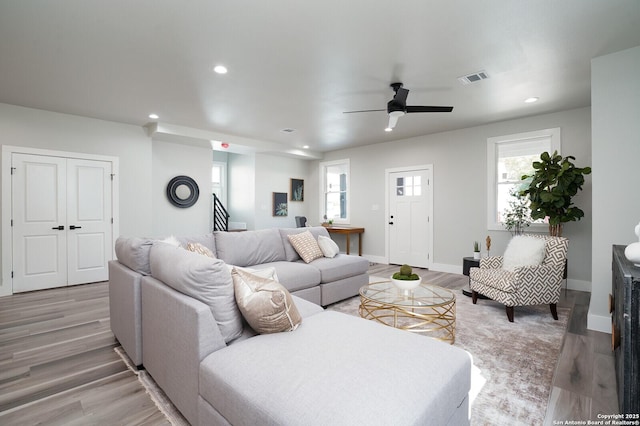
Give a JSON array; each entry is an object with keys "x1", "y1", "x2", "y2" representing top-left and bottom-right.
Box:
[{"x1": 458, "y1": 70, "x2": 489, "y2": 85}]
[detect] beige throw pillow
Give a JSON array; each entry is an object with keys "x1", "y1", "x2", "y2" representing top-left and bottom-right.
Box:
[
  {"x1": 232, "y1": 268, "x2": 302, "y2": 334},
  {"x1": 186, "y1": 242, "x2": 216, "y2": 258},
  {"x1": 287, "y1": 230, "x2": 323, "y2": 263}
]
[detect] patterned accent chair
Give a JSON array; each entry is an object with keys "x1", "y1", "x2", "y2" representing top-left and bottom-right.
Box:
[{"x1": 469, "y1": 235, "x2": 568, "y2": 322}]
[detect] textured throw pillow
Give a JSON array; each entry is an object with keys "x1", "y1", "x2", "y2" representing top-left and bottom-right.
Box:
[
  {"x1": 502, "y1": 236, "x2": 546, "y2": 272},
  {"x1": 231, "y1": 268, "x2": 302, "y2": 334},
  {"x1": 287, "y1": 230, "x2": 323, "y2": 263},
  {"x1": 186, "y1": 242, "x2": 216, "y2": 258},
  {"x1": 317, "y1": 235, "x2": 339, "y2": 258},
  {"x1": 225, "y1": 265, "x2": 279, "y2": 282}
]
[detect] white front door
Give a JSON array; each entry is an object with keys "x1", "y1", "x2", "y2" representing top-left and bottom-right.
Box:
[
  {"x1": 11, "y1": 154, "x2": 113, "y2": 292},
  {"x1": 388, "y1": 168, "x2": 432, "y2": 268}
]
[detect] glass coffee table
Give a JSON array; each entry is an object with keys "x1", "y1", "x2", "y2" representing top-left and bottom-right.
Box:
[{"x1": 359, "y1": 280, "x2": 456, "y2": 344}]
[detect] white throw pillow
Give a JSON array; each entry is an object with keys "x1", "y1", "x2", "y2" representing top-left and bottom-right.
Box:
[
  {"x1": 161, "y1": 235, "x2": 182, "y2": 247},
  {"x1": 317, "y1": 235, "x2": 340, "y2": 258},
  {"x1": 502, "y1": 236, "x2": 546, "y2": 272}
]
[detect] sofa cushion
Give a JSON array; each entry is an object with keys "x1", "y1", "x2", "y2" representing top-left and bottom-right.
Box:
[
  {"x1": 250, "y1": 262, "x2": 321, "y2": 293},
  {"x1": 279, "y1": 227, "x2": 331, "y2": 261},
  {"x1": 502, "y1": 235, "x2": 546, "y2": 272},
  {"x1": 149, "y1": 242, "x2": 243, "y2": 343},
  {"x1": 232, "y1": 268, "x2": 302, "y2": 334},
  {"x1": 309, "y1": 254, "x2": 369, "y2": 283},
  {"x1": 317, "y1": 235, "x2": 339, "y2": 258},
  {"x1": 199, "y1": 311, "x2": 471, "y2": 426},
  {"x1": 214, "y1": 229, "x2": 286, "y2": 266},
  {"x1": 287, "y1": 230, "x2": 324, "y2": 263},
  {"x1": 115, "y1": 236, "x2": 155, "y2": 275}
]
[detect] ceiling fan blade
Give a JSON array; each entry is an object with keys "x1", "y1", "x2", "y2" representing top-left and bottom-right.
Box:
[
  {"x1": 342, "y1": 109, "x2": 386, "y2": 114},
  {"x1": 388, "y1": 114, "x2": 400, "y2": 129},
  {"x1": 406, "y1": 105, "x2": 454, "y2": 113},
  {"x1": 394, "y1": 87, "x2": 409, "y2": 105}
]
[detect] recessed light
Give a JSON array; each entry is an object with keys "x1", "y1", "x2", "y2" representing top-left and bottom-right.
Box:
[
  {"x1": 384, "y1": 127, "x2": 393, "y2": 132},
  {"x1": 303, "y1": 145, "x2": 309, "y2": 149},
  {"x1": 148, "y1": 113, "x2": 159, "y2": 120},
  {"x1": 524, "y1": 97, "x2": 539, "y2": 103},
  {"x1": 213, "y1": 65, "x2": 228, "y2": 74}
]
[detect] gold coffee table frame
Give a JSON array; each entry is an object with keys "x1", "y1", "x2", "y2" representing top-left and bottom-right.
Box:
[{"x1": 359, "y1": 280, "x2": 456, "y2": 344}]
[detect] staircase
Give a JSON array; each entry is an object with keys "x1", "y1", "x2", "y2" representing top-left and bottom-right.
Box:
[{"x1": 213, "y1": 193, "x2": 230, "y2": 231}]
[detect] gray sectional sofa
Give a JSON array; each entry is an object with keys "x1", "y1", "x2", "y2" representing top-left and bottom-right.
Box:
[
  {"x1": 109, "y1": 227, "x2": 473, "y2": 425},
  {"x1": 109, "y1": 227, "x2": 369, "y2": 366}
]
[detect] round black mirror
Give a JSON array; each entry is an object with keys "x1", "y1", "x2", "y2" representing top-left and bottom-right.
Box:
[{"x1": 166, "y1": 175, "x2": 199, "y2": 208}]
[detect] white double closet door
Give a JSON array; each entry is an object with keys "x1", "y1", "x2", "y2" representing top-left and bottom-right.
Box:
[{"x1": 11, "y1": 153, "x2": 113, "y2": 293}]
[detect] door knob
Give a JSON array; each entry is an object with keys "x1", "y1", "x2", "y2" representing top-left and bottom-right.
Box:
[
  {"x1": 51, "y1": 225, "x2": 64, "y2": 230},
  {"x1": 70, "y1": 225, "x2": 82, "y2": 230}
]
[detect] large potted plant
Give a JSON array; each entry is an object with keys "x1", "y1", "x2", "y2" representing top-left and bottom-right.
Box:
[
  {"x1": 503, "y1": 187, "x2": 532, "y2": 236},
  {"x1": 520, "y1": 151, "x2": 592, "y2": 237}
]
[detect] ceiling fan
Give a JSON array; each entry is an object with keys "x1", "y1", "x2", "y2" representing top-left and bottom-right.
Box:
[{"x1": 343, "y1": 83, "x2": 453, "y2": 130}]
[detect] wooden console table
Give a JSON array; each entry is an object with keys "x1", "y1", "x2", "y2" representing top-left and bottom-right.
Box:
[{"x1": 324, "y1": 226, "x2": 365, "y2": 256}]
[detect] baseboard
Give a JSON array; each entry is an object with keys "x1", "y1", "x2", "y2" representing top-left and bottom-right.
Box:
[
  {"x1": 364, "y1": 254, "x2": 387, "y2": 265},
  {"x1": 566, "y1": 278, "x2": 591, "y2": 293},
  {"x1": 587, "y1": 311, "x2": 611, "y2": 334},
  {"x1": 429, "y1": 263, "x2": 462, "y2": 275}
]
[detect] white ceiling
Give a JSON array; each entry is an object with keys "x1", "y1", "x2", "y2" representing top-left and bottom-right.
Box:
[{"x1": 1, "y1": 1, "x2": 639, "y2": 156}]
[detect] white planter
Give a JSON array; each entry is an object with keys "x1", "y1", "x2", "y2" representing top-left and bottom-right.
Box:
[
  {"x1": 391, "y1": 276, "x2": 422, "y2": 290},
  {"x1": 473, "y1": 252, "x2": 481, "y2": 260},
  {"x1": 625, "y1": 222, "x2": 640, "y2": 267}
]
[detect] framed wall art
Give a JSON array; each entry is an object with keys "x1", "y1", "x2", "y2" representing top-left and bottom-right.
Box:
[
  {"x1": 273, "y1": 192, "x2": 288, "y2": 216},
  {"x1": 290, "y1": 178, "x2": 304, "y2": 201}
]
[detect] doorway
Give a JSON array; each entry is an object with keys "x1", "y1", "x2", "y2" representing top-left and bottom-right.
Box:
[
  {"x1": 2, "y1": 147, "x2": 118, "y2": 294},
  {"x1": 386, "y1": 165, "x2": 433, "y2": 268}
]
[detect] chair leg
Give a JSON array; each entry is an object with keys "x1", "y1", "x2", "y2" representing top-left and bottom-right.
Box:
[
  {"x1": 471, "y1": 290, "x2": 478, "y2": 304},
  {"x1": 506, "y1": 306, "x2": 514, "y2": 322},
  {"x1": 550, "y1": 303, "x2": 558, "y2": 320}
]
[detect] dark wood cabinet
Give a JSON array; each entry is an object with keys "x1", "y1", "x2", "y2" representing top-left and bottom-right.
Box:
[{"x1": 611, "y1": 245, "x2": 640, "y2": 414}]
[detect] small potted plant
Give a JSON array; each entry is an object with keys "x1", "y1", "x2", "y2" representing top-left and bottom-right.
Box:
[
  {"x1": 391, "y1": 264, "x2": 422, "y2": 290},
  {"x1": 473, "y1": 241, "x2": 481, "y2": 260}
]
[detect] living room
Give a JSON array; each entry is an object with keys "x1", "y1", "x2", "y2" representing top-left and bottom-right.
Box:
[{"x1": 1, "y1": 1, "x2": 640, "y2": 424}]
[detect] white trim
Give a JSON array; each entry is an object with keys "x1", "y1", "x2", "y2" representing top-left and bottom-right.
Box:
[
  {"x1": 384, "y1": 164, "x2": 434, "y2": 269},
  {"x1": 319, "y1": 158, "x2": 350, "y2": 225},
  {"x1": 429, "y1": 262, "x2": 462, "y2": 275},
  {"x1": 486, "y1": 128, "x2": 561, "y2": 232},
  {"x1": 1, "y1": 145, "x2": 119, "y2": 296},
  {"x1": 587, "y1": 312, "x2": 611, "y2": 334}
]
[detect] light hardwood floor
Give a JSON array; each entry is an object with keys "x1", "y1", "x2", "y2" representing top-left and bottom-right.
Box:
[{"x1": 0, "y1": 266, "x2": 619, "y2": 425}]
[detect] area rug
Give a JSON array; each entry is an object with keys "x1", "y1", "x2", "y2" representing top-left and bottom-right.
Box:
[
  {"x1": 327, "y1": 276, "x2": 571, "y2": 426},
  {"x1": 114, "y1": 347, "x2": 189, "y2": 426}
]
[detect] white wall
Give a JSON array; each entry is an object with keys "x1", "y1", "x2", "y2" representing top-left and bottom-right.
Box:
[
  {"x1": 227, "y1": 153, "x2": 256, "y2": 230},
  {"x1": 589, "y1": 46, "x2": 640, "y2": 333},
  {"x1": 254, "y1": 153, "x2": 312, "y2": 230},
  {"x1": 312, "y1": 107, "x2": 592, "y2": 289},
  {"x1": 0, "y1": 103, "x2": 153, "y2": 295},
  {"x1": 151, "y1": 140, "x2": 212, "y2": 236}
]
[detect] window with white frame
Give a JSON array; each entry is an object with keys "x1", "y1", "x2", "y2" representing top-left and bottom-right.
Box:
[
  {"x1": 320, "y1": 159, "x2": 350, "y2": 224},
  {"x1": 487, "y1": 128, "x2": 561, "y2": 231}
]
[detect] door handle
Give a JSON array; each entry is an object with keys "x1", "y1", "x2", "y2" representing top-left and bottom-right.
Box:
[
  {"x1": 51, "y1": 225, "x2": 65, "y2": 230},
  {"x1": 389, "y1": 222, "x2": 394, "y2": 225},
  {"x1": 70, "y1": 225, "x2": 82, "y2": 230}
]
